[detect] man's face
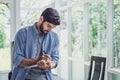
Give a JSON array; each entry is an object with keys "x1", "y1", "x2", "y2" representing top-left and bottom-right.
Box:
[{"x1": 42, "y1": 21, "x2": 56, "y2": 34}]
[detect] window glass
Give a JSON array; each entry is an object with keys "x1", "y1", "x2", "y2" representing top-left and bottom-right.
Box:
[
  {"x1": 21, "y1": 0, "x2": 52, "y2": 8},
  {"x1": 20, "y1": 10, "x2": 41, "y2": 27},
  {"x1": 71, "y1": 4, "x2": 84, "y2": 80},
  {"x1": 59, "y1": 11, "x2": 68, "y2": 56},
  {"x1": 71, "y1": 5, "x2": 84, "y2": 57},
  {"x1": 60, "y1": 0, "x2": 68, "y2": 6},
  {"x1": 20, "y1": 0, "x2": 54, "y2": 27},
  {"x1": 0, "y1": 3, "x2": 10, "y2": 71},
  {"x1": 113, "y1": 0, "x2": 120, "y2": 68},
  {"x1": 59, "y1": 10, "x2": 69, "y2": 80},
  {"x1": 88, "y1": 1, "x2": 107, "y2": 58},
  {"x1": 69, "y1": 0, "x2": 79, "y2": 4}
]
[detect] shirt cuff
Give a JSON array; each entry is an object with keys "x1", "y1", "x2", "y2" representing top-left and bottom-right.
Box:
[{"x1": 14, "y1": 55, "x2": 24, "y2": 67}]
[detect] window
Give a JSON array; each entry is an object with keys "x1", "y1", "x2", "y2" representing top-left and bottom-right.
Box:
[
  {"x1": 20, "y1": 0, "x2": 54, "y2": 27},
  {"x1": 71, "y1": 5, "x2": 84, "y2": 57},
  {"x1": 88, "y1": 0, "x2": 107, "y2": 58},
  {"x1": 21, "y1": 0, "x2": 53, "y2": 9},
  {"x1": 58, "y1": 1, "x2": 84, "y2": 80},
  {"x1": 0, "y1": 2, "x2": 10, "y2": 71},
  {"x1": 59, "y1": 11, "x2": 68, "y2": 56},
  {"x1": 71, "y1": 4, "x2": 84, "y2": 80},
  {"x1": 60, "y1": 0, "x2": 68, "y2": 6},
  {"x1": 59, "y1": 10, "x2": 69, "y2": 80},
  {"x1": 113, "y1": 0, "x2": 120, "y2": 68}
]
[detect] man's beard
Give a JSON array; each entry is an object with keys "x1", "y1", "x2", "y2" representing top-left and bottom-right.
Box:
[
  {"x1": 39, "y1": 22, "x2": 44, "y2": 34},
  {"x1": 39, "y1": 22, "x2": 49, "y2": 34}
]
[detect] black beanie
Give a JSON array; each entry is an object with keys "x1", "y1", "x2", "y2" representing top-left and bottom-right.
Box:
[{"x1": 41, "y1": 8, "x2": 60, "y2": 25}]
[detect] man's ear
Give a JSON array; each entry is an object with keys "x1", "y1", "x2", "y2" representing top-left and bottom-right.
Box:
[{"x1": 40, "y1": 16, "x2": 44, "y2": 22}]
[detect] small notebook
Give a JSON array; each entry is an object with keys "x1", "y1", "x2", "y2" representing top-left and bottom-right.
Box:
[{"x1": 25, "y1": 64, "x2": 38, "y2": 69}]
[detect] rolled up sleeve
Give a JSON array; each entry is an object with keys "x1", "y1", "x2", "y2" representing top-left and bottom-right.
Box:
[
  {"x1": 51, "y1": 34, "x2": 59, "y2": 68},
  {"x1": 13, "y1": 29, "x2": 26, "y2": 67}
]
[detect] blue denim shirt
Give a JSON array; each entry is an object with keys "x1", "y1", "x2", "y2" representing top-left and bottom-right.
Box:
[{"x1": 11, "y1": 23, "x2": 59, "y2": 80}]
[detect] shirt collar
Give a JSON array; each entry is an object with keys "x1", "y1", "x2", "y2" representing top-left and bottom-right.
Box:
[{"x1": 32, "y1": 22, "x2": 39, "y2": 35}]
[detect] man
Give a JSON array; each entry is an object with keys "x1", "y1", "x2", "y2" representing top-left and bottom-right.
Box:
[{"x1": 11, "y1": 8, "x2": 60, "y2": 80}]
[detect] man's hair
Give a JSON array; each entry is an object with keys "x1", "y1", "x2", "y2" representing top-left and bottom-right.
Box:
[{"x1": 41, "y1": 8, "x2": 60, "y2": 25}]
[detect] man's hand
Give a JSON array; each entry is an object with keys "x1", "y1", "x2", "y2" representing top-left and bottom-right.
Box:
[
  {"x1": 37, "y1": 54, "x2": 56, "y2": 70},
  {"x1": 41, "y1": 54, "x2": 51, "y2": 61},
  {"x1": 46, "y1": 60, "x2": 56, "y2": 69},
  {"x1": 37, "y1": 60, "x2": 50, "y2": 70}
]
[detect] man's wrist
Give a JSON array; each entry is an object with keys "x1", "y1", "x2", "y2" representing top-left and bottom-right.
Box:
[
  {"x1": 48, "y1": 61, "x2": 56, "y2": 69},
  {"x1": 31, "y1": 58, "x2": 38, "y2": 63}
]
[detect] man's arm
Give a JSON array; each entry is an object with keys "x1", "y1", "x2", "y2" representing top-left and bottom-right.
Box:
[
  {"x1": 47, "y1": 60, "x2": 56, "y2": 69},
  {"x1": 13, "y1": 29, "x2": 36, "y2": 68},
  {"x1": 19, "y1": 58, "x2": 38, "y2": 67},
  {"x1": 51, "y1": 34, "x2": 59, "y2": 68}
]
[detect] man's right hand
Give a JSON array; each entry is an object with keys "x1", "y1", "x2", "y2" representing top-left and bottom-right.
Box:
[
  {"x1": 37, "y1": 54, "x2": 51, "y2": 70},
  {"x1": 37, "y1": 59, "x2": 50, "y2": 70},
  {"x1": 40, "y1": 54, "x2": 51, "y2": 61}
]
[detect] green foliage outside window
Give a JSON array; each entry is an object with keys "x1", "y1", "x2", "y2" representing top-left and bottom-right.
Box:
[
  {"x1": 113, "y1": 0, "x2": 120, "y2": 67},
  {"x1": 71, "y1": 6, "x2": 84, "y2": 56},
  {"x1": 0, "y1": 27, "x2": 6, "y2": 48},
  {"x1": 89, "y1": 1, "x2": 107, "y2": 57},
  {"x1": 0, "y1": 3, "x2": 8, "y2": 48},
  {"x1": 0, "y1": 2, "x2": 11, "y2": 71}
]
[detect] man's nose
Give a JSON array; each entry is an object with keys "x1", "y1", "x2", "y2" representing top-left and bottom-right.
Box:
[{"x1": 48, "y1": 28, "x2": 52, "y2": 31}]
